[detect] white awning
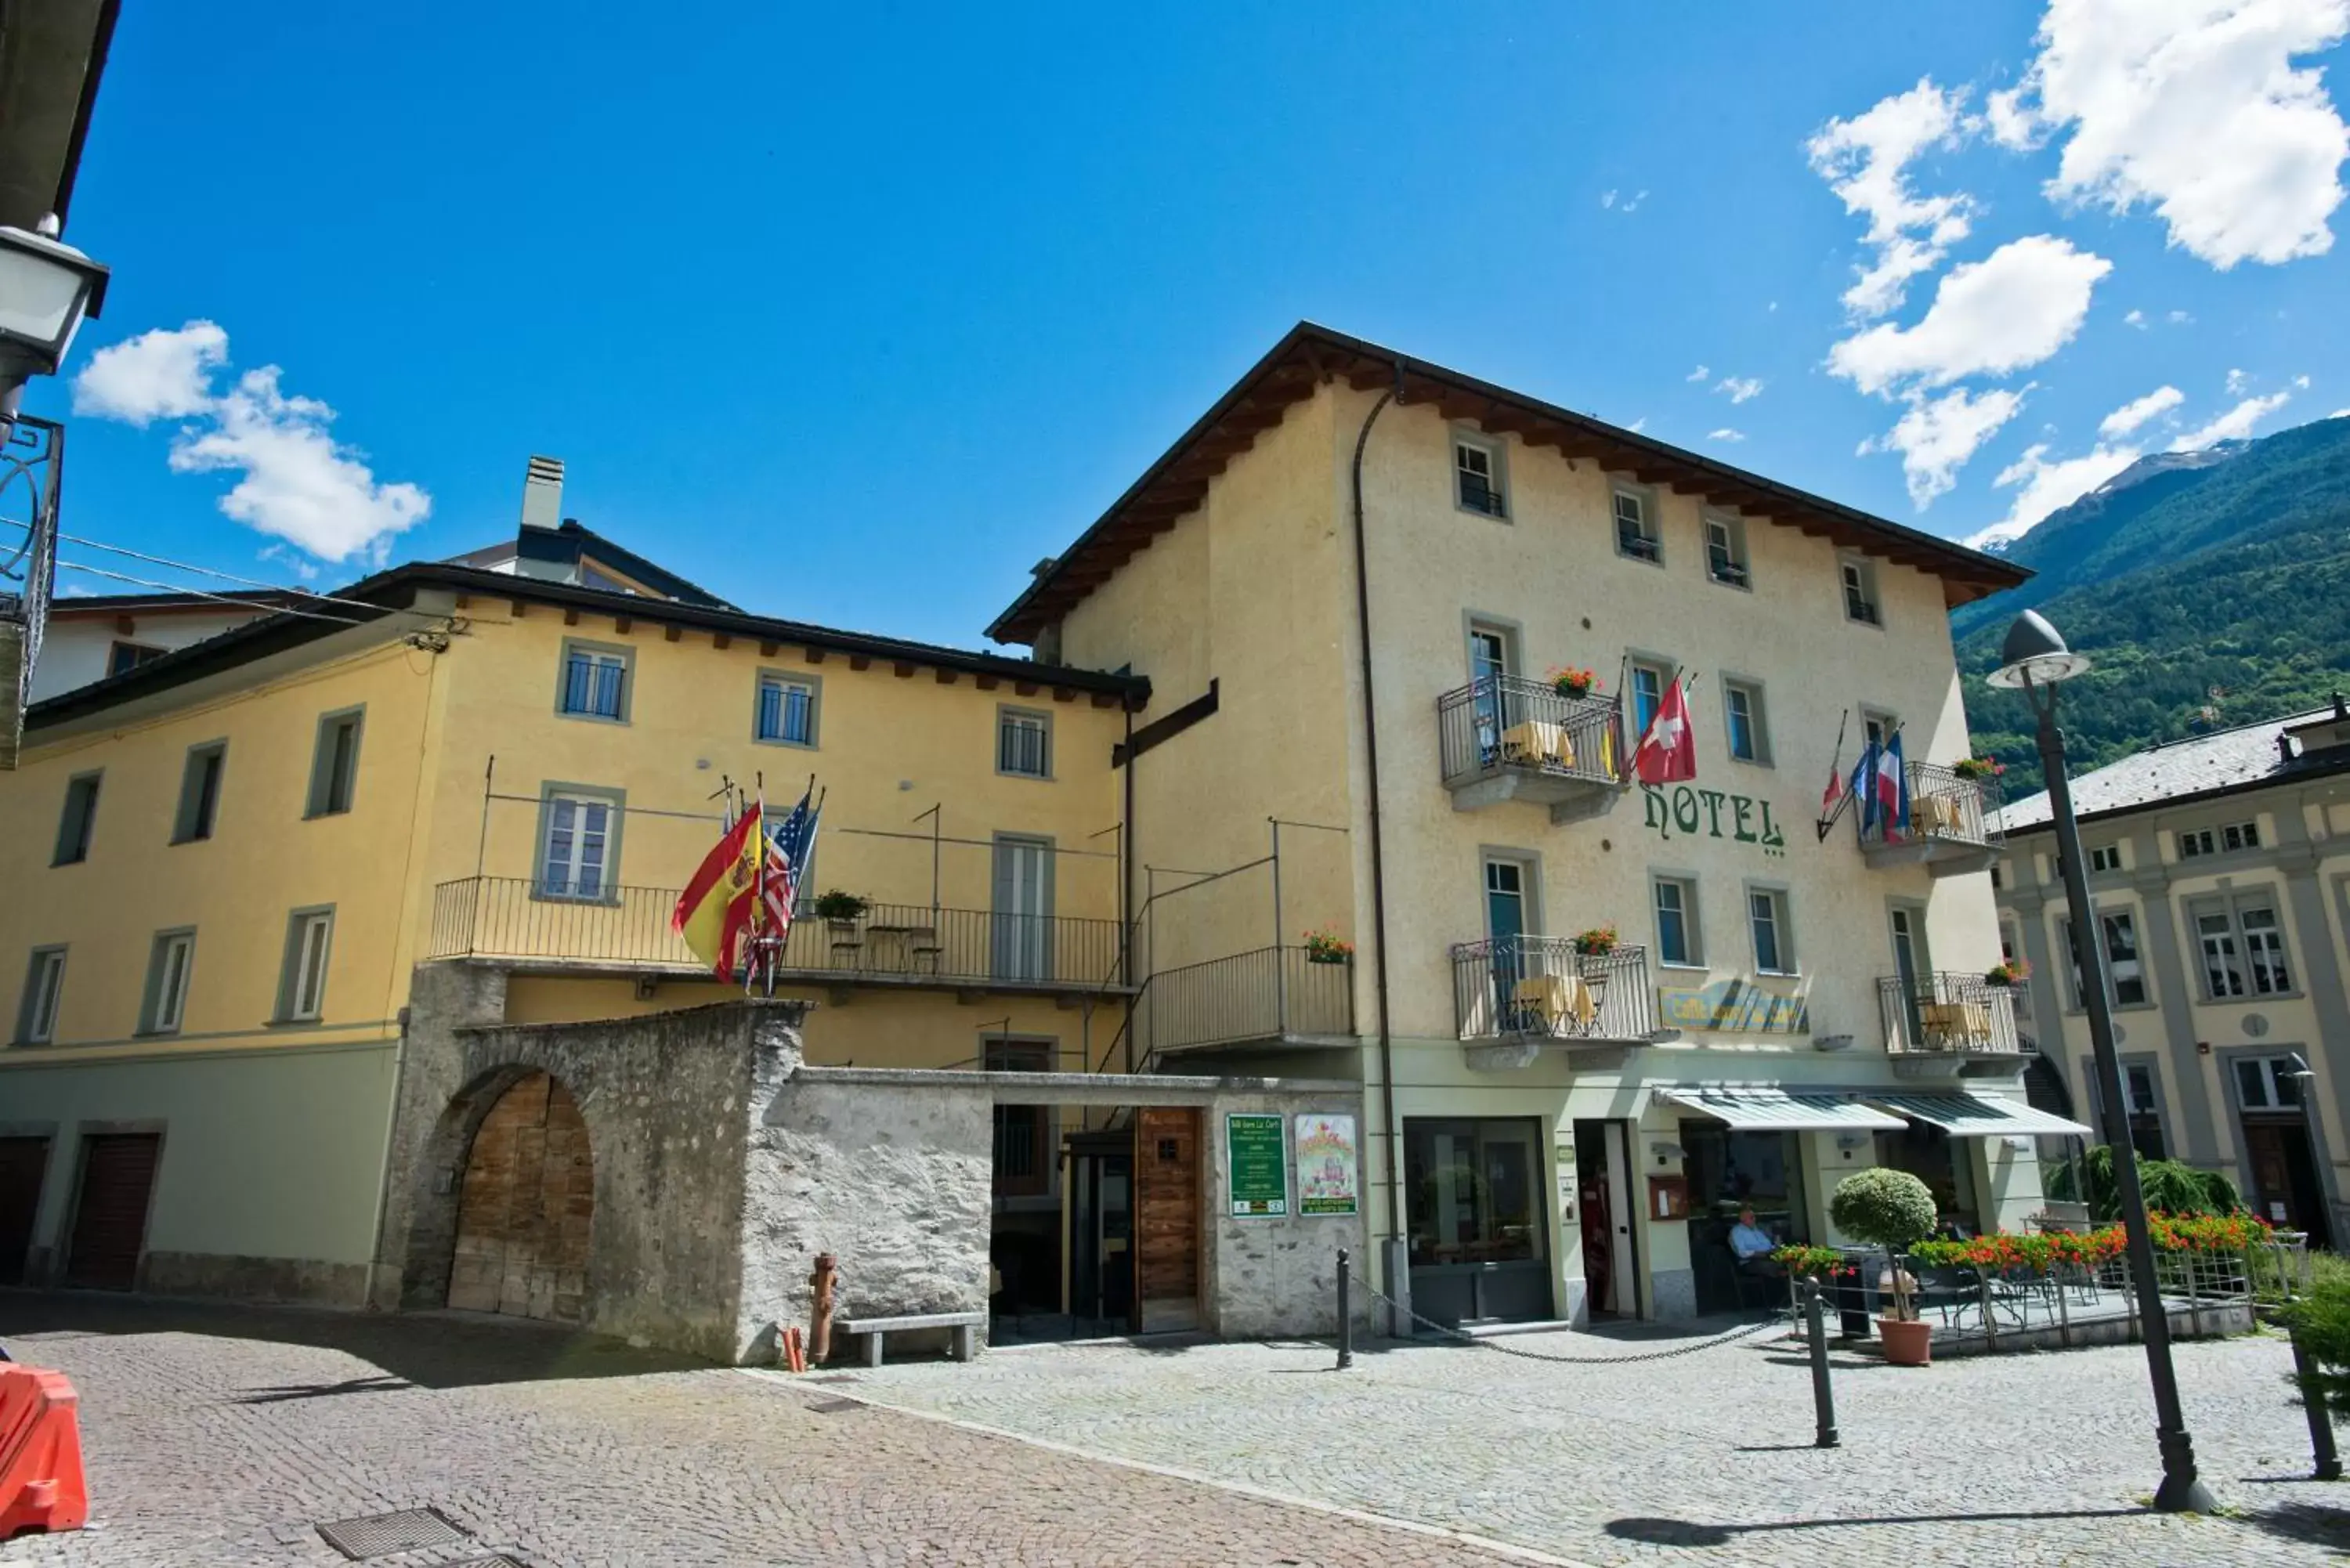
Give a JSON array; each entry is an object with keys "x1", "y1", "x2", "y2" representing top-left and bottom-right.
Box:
[
  {"x1": 1660, "y1": 1087, "x2": 1908, "y2": 1133},
  {"x1": 1864, "y1": 1092, "x2": 2092, "y2": 1138}
]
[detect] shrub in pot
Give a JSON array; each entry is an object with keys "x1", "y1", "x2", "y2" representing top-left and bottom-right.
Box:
[
  {"x1": 815, "y1": 890, "x2": 868, "y2": 925},
  {"x1": 1828, "y1": 1167, "x2": 1939, "y2": 1365}
]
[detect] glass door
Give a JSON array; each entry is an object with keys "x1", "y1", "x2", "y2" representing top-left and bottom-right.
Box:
[
  {"x1": 992, "y1": 835, "x2": 1054, "y2": 981},
  {"x1": 1469, "y1": 625, "x2": 1512, "y2": 757},
  {"x1": 1485, "y1": 858, "x2": 1531, "y2": 1029},
  {"x1": 1405, "y1": 1118, "x2": 1553, "y2": 1326},
  {"x1": 1889, "y1": 905, "x2": 1929, "y2": 1047}
]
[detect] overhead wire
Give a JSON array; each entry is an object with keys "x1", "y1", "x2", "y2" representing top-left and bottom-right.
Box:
[
  {"x1": 0, "y1": 512, "x2": 451, "y2": 624},
  {"x1": 52, "y1": 558, "x2": 379, "y2": 627}
]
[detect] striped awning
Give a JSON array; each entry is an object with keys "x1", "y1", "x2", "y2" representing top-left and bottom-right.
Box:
[
  {"x1": 1864, "y1": 1091, "x2": 2092, "y2": 1138},
  {"x1": 1660, "y1": 1087, "x2": 1909, "y2": 1132}
]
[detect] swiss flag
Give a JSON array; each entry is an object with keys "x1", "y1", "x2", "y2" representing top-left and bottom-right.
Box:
[{"x1": 1634, "y1": 674, "x2": 1697, "y2": 784}]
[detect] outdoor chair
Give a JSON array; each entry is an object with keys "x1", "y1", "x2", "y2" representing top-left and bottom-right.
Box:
[{"x1": 1910, "y1": 1263, "x2": 1974, "y2": 1329}]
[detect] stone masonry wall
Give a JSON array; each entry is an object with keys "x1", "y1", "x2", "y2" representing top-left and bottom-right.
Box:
[{"x1": 1202, "y1": 1089, "x2": 1374, "y2": 1340}]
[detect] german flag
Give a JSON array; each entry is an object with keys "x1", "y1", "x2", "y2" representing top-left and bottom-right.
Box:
[{"x1": 673, "y1": 803, "x2": 764, "y2": 976}]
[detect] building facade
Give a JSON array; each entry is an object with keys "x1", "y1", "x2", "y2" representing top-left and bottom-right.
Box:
[{"x1": 1993, "y1": 700, "x2": 2350, "y2": 1248}]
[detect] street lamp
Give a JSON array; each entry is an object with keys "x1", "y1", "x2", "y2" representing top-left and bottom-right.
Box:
[
  {"x1": 1989, "y1": 609, "x2": 2215, "y2": 1513},
  {"x1": 0, "y1": 219, "x2": 110, "y2": 421}
]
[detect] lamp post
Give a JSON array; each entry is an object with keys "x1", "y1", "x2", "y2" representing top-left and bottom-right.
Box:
[
  {"x1": 0, "y1": 218, "x2": 110, "y2": 423},
  {"x1": 1990, "y1": 609, "x2": 2214, "y2": 1513}
]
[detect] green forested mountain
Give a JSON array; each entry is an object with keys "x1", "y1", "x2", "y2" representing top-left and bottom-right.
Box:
[{"x1": 1953, "y1": 414, "x2": 2350, "y2": 800}]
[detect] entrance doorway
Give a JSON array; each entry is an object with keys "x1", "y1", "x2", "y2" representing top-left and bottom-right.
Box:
[
  {"x1": 1889, "y1": 905, "x2": 1930, "y2": 1042},
  {"x1": 1575, "y1": 1118, "x2": 1637, "y2": 1317},
  {"x1": 0, "y1": 1136, "x2": 48, "y2": 1287},
  {"x1": 448, "y1": 1071, "x2": 594, "y2": 1322},
  {"x1": 1683, "y1": 1123, "x2": 1810, "y2": 1313},
  {"x1": 1065, "y1": 1129, "x2": 1134, "y2": 1332},
  {"x1": 1133, "y1": 1107, "x2": 1201, "y2": 1332},
  {"x1": 62, "y1": 1133, "x2": 161, "y2": 1291},
  {"x1": 2244, "y1": 1119, "x2": 2331, "y2": 1246},
  {"x1": 1874, "y1": 1122, "x2": 1981, "y2": 1235},
  {"x1": 1405, "y1": 1117, "x2": 1551, "y2": 1326}
]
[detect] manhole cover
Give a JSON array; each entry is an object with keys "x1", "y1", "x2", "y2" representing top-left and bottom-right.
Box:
[
  {"x1": 315, "y1": 1507, "x2": 468, "y2": 1559},
  {"x1": 804, "y1": 1396, "x2": 863, "y2": 1414}
]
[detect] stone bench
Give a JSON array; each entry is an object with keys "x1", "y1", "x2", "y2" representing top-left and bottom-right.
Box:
[{"x1": 837, "y1": 1310, "x2": 984, "y2": 1367}]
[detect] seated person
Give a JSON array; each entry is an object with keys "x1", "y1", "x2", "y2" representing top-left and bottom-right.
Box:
[{"x1": 1728, "y1": 1206, "x2": 1783, "y2": 1277}]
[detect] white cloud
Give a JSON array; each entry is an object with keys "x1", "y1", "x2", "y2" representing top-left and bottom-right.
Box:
[
  {"x1": 1708, "y1": 428, "x2": 1748, "y2": 443},
  {"x1": 1986, "y1": 86, "x2": 2043, "y2": 149},
  {"x1": 2294, "y1": 372, "x2": 2312, "y2": 388},
  {"x1": 2168, "y1": 308, "x2": 2194, "y2": 323},
  {"x1": 2226, "y1": 366, "x2": 2251, "y2": 393},
  {"x1": 1600, "y1": 189, "x2": 1618, "y2": 209},
  {"x1": 1861, "y1": 385, "x2": 2029, "y2": 506},
  {"x1": 2333, "y1": 406, "x2": 2350, "y2": 417},
  {"x1": 2099, "y1": 384, "x2": 2186, "y2": 437},
  {"x1": 75, "y1": 320, "x2": 431, "y2": 564},
  {"x1": 1828, "y1": 235, "x2": 2113, "y2": 395},
  {"x1": 1687, "y1": 364, "x2": 1711, "y2": 382},
  {"x1": 1627, "y1": 416, "x2": 1648, "y2": 433},
  {"x1": 258, "y1": 543, "x2": 322, "y2": 583},
  {"x1": 2125, "y1": 307, "x2": 2149, "y2": 327},
  {"x1": 1602, "y1": 188, "x2": 1647, "y2": 212},
  {"x1": 1716, "y1": 375, "x2": 1766, "y2": 403},
  {"x1": 1998, "y1": 0, "x2": 2350, "y2": 268},
  {"x1": 2171, "y1": 388, "x2": 2294, "y2": 447},
  {"x1": 1807, "y1": 78, "x2": 1979, "y2": 318},
  {"x1": 71, "y1": 322, "x2": 227, "y2": 425},
  {"x1": 1969, "y1": 440, "x2": 2146, "y2": 547}
]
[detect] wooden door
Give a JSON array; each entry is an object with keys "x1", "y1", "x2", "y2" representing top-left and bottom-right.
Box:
[
  {"x1": 1134, "y1": 1107, "x2": 1200, "y2": 1332},
  {"x1": 63, "y1": 1133, "x2": 161, "y2": 1290},
  {"x1": 449, "y1": 1072, "x2": 595, "y2": 1322},
  {"x1": 0, "y1": 1136, "x2": 50, "y2": 1287}
]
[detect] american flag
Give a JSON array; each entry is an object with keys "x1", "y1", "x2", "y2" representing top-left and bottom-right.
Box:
[{"x1": 761, "y1": 786, "x2": 822, "y2": 934}]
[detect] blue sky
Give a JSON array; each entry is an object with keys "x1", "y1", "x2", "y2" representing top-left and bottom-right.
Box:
[{"x1": 31, "y1": 1, "x2": 2350, "y2": 646}]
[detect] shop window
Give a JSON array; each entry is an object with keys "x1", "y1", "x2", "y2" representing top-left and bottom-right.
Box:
[{"x1": 1403, "y1": 1118, "x2": 1546, "y2": 1269}]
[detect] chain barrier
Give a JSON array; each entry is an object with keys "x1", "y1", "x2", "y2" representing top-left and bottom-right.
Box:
[{"x1": 1358, "y1": 1276, "x2": 1787, "y2": 1365}]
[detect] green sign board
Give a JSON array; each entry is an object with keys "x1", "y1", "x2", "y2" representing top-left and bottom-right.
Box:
[{"x1": 1226, "y1": 1112, "x2": 1289, "y2": 1218}]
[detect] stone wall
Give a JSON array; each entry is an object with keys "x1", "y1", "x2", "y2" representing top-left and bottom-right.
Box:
[{"x1": 1202, "y1": 1089, "x2": 1374, "y2": 1339}]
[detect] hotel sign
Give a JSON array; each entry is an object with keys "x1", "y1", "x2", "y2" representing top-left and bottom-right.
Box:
[
  {"x1": 1640, "y1": 784, "x2": 1788, "y2": 860},
  {"x1": 1658, "y1": 977, "x2": 1810, "y2": 1035}
]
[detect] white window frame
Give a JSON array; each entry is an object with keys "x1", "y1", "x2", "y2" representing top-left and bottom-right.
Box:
[
  {"x1": 1746, "y1": 884, "x2": 1795, "y2": 975},
  {"x1": 2192, "y1": 892, "x2": 2293, "y2": 999},
  {"x1": 1839, "y1": 555, "x2": 1882, "y2": 627},
  {"x1": 557, "y1": 639, "x2": 633, "y2": 724},
  {"x1": 2232, "y1": 1054, "x2": 2307, "y2": 1112},
  {"x1": 998, "y1": 706, "x2": 1052, "y2": 780},
  {"x1": 754, "y1": 671, "x2": 820, "y2": 748},
  {"x1": 143, "y1": 929, "x2": 196, "y2": 1035},
  {"x1": 1703, "y1": 513, "x2": 1749, "y2": 588},
  {"x1": 1653, "y1": 875, "x2": 1701, "y2": 968},
  {"x1": 1721, "y1": 677, "x2": 1770, "y2": 766},
  {"x1": 305, "y1": 707, "x2": 364, "y2": 818},
  {"x1": 1453, "y1": 431, "x2": 1508, "y2": 520},
  {"x1": 537, "y1": 786, "x2": 623, "y2": 903},
  {"x1": 1614, "y1": 486, "x2": 1662, "y2": 565},
  {"x1": 2088, "y1": 844, "x2": 2123, "y2": 873},
  {"x1": 1629, "y1": 658, "x2": 1671, "y2": 739},
  {"x1": 16, "y1": 946, "x2": 67, "y2": 1045},
  {"x1": 280, "y1": 909, "x2": 334, "y2": 1024},
  {"x1": 2063, "y1": 909, "x2": 2147, "y2": 1008}
]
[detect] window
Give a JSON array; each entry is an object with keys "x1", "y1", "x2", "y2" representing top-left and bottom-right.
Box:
[
  {"x1": 2088, "y1": 844, "x2": 2122, "y2": 873},
  {"x1": 52, "y1": 771, "x2": 100, "y2": 865},
  {"x1": 1455, "y1": 435, "x2": 1506, "y2": 518},
  {"x1": 173, "y1": 742, "x2": 227, "y2": 844},
  {"x1": 277, "y1": 909, "x2": 334, "y2": 1023},
  {"x1": 754, "y1": 673, "x2": 819, "y2": 747},
  {"x1": 2109, "y1": 1061, "x2": 2168, "y2": 1162},
  {"x1": 1630, "y1": 659, "x2": 1669, "y2": 737},
  {"x1": 14, "y1": 948, "x2": 66, "y2": 1045},
  {"x1": 2063, "y1": 911, "x2": 2146, "y2": 1006},
  {"x1": 2234, "y1": 1055, "x2": 2308, "y2": 1111},
  {"x1": 1999, "y1": 920, "x2": 2020, "y2": 966},
  {"x1": 538, "y1": 790, "x2": 619, "y2": 901},
  {"x1": 2193, "y1": 894, "x2": 2293, "y2": 999},
  {"x1": 558, "y1": 641, "x2": 631, "y2": 722},
  {"x1": 1989, "y1": 863, "x2": 2003, "y2": 891},
  {"x1": 1722, "y1": 677, "x2": 1770, "y2": 764},
  {"x1": 1862, "y1": 709, "x2": 1899, "y2": 752},
  {"x1": 1748, "y1": 887, "x2": 1792, "y2": 974},
  {"x1": 998, "y1": 707, "x2": 1050, "y2": 779},
  {"x1": 987, "y1": 1039, "x2": 1054, "y2": 1196},
  {"x1": 107, "y1": 640, "x2": 166, "y2": 677},
  {"x1": 1614, "y1": 488, "x2": 1661, "y2": 563},
  {"x1": 139, "y1": 930, "x2": 195, "y2": 1035},
  {"x1": 1840, "y1": 556, "x2": 1881, "y2": 625},
  {"x1": 1654, "y1": 876, "x2": 1701, "y2": 966},
  {"x1": 2178, "y1": 821, "x2": 2259, "y2": 858},
  {"x1": 1704, "y1": 515, "x2": 1749, "y2": 587},
  {"x1": 306, "y1": 708, "x2": 363, "y2": 818}
]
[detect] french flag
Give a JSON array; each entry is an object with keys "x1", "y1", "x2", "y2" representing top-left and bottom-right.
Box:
[{"x1": 1873, "y1": 732, "x2": 1910, "y2": 840}]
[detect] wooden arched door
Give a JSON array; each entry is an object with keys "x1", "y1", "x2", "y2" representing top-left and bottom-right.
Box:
[{"x1": 447, "y1": 1071, "x2": 593, "y2": 1322}]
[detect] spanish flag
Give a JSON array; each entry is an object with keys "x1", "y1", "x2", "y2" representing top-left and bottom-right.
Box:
[{"x1": 673, "y1": 802, "x2": 764, "y2": 976}]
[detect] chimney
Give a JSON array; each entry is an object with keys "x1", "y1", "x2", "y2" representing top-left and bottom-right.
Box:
[{"x1": 521, "y1": 455, "x2": 564, "y2": 533}]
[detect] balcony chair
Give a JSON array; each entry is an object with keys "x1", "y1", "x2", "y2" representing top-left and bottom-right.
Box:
[{"x1": 1512, "y1": 973, "x2": 1597, "y2": 1036}]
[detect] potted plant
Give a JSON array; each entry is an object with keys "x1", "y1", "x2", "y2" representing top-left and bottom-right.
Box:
[
  {"x1": 1983, "y1": 958, "x2": 2030, "y2": 988},
  {"x1": 1548, "y1": 665, "x2": 1600, "y2": 701},
  {"x1": 1951, "y1": 757, "x2": 2005, "y2": 782},
  {"x1": 814, "y1": 890, "x2": 868, "y2": 931},
  {"x1": 1828, "y1": 1167, "x2": 1940, "y2": 1366},
  {"x1": 1302, "y1": 928, "x2": 1353, "y2": 965},
  {"x1": 1571, "y1": 924, "x2": 1618, "y2": 957}
]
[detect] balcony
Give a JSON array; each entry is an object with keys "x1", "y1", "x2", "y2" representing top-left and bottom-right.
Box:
[
  {"x1": 1859, "y1": 761, "x2": 2001, "y2": 876},
  {"x1": 424, "y1": 876, "x2": 1130, "y2": 999},
  {"x1": 1437, "y1": 675, "x2": 1628, "y2": 821},
  {"x1": 1452, "y1": 937, "x2": 1661, "y2": 1068},
  {"x1": 1878, "y1": 972, "x2": 2027, "y2": 1079},
  {"x1": 1141, "y1": 945, "x2": 1357, "y2": 1057}
]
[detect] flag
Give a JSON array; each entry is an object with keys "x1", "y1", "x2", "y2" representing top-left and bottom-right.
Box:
[
  {"x1": 674, "y1": 800, "x2": 765, "y2": 977},
  {"x1": 763, "y1": 786, "x2": 822, "y2": 933},
  {"x1": 1874, "y1": 731, "x2": 1911, "y2": 840},
  {"x1": 1852, "y1": 741, "x2": 1882, "y2": 835},
  {"x1": 1632, "y1": 672, "x2": 1697, "y2": 785}
]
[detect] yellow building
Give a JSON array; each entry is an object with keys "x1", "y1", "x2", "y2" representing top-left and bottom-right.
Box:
[
  {"x1": 995, "y1": 323, "x2": 2068, "y2": 1324},
  {"x1": 0, "y1": 470, "x2": 1141, "y2": 1306},
  {"x1": 1993, "y1": 700, "x2": 2350, "y2": 1247}
]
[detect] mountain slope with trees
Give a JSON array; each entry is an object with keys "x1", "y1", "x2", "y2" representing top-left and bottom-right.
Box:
[{"x1": 1953, "y1": 414, "x2": 2350, "y2": 800}]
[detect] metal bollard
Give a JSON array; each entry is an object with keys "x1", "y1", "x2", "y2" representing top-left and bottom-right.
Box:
[
  {"x1": 2290, "y1": 1325, "x2": 2342, "y2": 1481},
  {"x1": 1336, "y1": 1248, "x2": 1354, "y2": 1370},
  {"x1": 1804, "y1": 1279, "x2": 1840, "y2": 1449}
]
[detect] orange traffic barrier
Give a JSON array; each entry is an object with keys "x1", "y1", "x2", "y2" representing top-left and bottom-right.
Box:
[
  {"x1": 0, "y1": 1364, "x2": 88, "y2": 1538},
  {"x1": 780, "y1": 1325, "x2": 807, "y2": 1374}
]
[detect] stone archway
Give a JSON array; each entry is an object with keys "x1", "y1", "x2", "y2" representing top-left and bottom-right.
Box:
[{"x1": 446, "y1": 1070, "x2": 594, "y2": 1322}]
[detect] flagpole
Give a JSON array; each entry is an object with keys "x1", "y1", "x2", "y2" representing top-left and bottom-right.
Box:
[{"x1": 1815, "y1": 709, "x2": 1851, "y2": 842}]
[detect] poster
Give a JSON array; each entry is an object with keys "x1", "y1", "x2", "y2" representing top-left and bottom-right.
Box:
[
  {"x1": 1293, "y1": 1113, "x2": 1358, "y2": 1216},
  {"x1": 1226, "y1": 1112, "x2": 1289, "y2": 1218}
]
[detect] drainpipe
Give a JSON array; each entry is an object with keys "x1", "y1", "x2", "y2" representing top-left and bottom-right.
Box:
[{"x1": 1349, "y1": 367, "x2": 1405, "y2": 1310}]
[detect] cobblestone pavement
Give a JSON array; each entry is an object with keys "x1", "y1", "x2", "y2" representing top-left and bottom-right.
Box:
[
  {"x1": 842, "y1": 1318, "x2": 2350, "y2": 1567},
  {"x1": 0, "y1": 1294, "x2": 1542, "y2": 1567}
]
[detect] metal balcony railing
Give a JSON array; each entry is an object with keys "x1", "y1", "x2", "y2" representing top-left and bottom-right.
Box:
[
  {"x1": 1437, "y1": 675, "x2": 1625, "y2": 792},
  {"x1": 1143, "y1": 945, "x2": 1357, "y2": 1053},
  {"x1": 1858, "y1": 761, "x2": 1999, "y2": 852},
  {"x1": 1878, "y1": 971, "x2": 2026, "y2": 1056},
  {"x1": 425, "y1": 876, "x2": 1127, "y2": 992},
  {"x1": 1453, "y1": 937, "x2": 1656, "y2": 1043}
]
